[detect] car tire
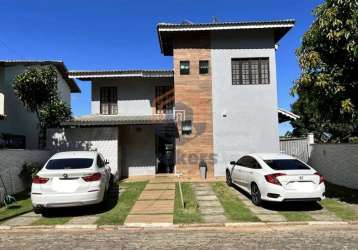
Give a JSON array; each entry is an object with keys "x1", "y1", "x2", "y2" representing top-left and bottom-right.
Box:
[
  {"x1": 226, "y1": 170, "x2": 233, "y2": 186},
  {"x1": 251, "y1": 183, "x2": 262, "y2": 206},
  {"x1": 33, "y1": 206, "x2": 43, "y2": 214}
]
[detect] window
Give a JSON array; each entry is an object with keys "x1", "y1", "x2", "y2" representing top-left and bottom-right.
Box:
[
  {"x1": 46, "y1": 158, "x2": 94, "y2": 170},
  {"x1": 180, "y1": 61, "x2": 190, "y2": 75},
  {"x1": 181, "y1": 120, "x2": 192, "y2": 135},
  {"x1": 199, "y1": 60, "x2": 209, "y2": 74},
  {"x1": 155, "y1": 86, "x2": 174, "y2": 114},
  {"x1": 238, "y1": 156, "x2": 261, "y2": 169},
  {"x1": 232, "y1": 58, "x2": 270, "y2": 85},
  {"x1": 264, "y1": 159, "x2": 310, "y2": 170},
  {"x1": 100, "y1": 87, "x2": 118, "y2": 115}
]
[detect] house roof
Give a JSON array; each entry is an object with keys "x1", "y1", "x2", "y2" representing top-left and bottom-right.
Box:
[
  {"x1": 278, "y1": 108, "x2": 300, "y2": 123},
  {"x1": 157, "y1": 19, "x2": 295, "y2": 55},
  {"x1": 69, "y1": 69, "x2": 174, "y2": 80},
  {"x1": 61, "y1": 114, "x2": 175, "y2": 126},
  {"x1": 0, "y1": 60, "x2": 80, "y2": 93}
]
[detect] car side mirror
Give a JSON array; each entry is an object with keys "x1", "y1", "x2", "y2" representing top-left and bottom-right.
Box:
[
  {"x1": 105, "y1": 159, "x2": 109, "y2": 165},
  {"x1": 230, "y1": 161, "x2": 236, "y2": 165}
]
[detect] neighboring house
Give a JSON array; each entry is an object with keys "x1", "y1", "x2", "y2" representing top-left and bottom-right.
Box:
[
  {"x1": 0, "y1": 60, "x2": 80, "y2": 149},
  {"x1": 48, "y1": 19, "x2": 296, "y2": 179}
]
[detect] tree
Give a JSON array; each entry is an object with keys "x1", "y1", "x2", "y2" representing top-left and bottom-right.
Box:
[
  {"x1": 291, "y1": 0, "x2": 358, "y2": 142},
  {"x1": 13, "y1": 66, "x2": 71, "y2": 148}
]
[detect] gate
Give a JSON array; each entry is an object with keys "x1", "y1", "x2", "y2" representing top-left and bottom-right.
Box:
[{"x1": 279, "y1": 137, "x2": 311, "y2": 162}]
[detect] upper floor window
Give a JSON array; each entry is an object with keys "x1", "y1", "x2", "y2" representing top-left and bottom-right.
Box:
[
  {"x1": 199, "y1": 60, "x2": 209, "y2": 74},
  {"x1": 155, "y1": 86, "x2": 174, "y2": 114},
  {"x1": 100, "y1": 87, "x2": 118, "y2": 115},
  {"x1": 232, "y1": 58, "x2": 270, "y2": 85},
  {"x1": 180, "y1": 61, "x2": 190, "y2": 75}
]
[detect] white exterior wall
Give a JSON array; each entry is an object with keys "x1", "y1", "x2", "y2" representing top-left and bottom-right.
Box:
[
  {"x1": 0, "y1": 149, "x2": 53, "y2": 196},
  {"x1": 118, "y1": 125, "x2": 156, "y2": 176},
  {"x1": 91, "y1": 78, "x2": 172, "y2": 115},
  {"x1": 47, "y1": 127, "x2": 119, "y2": 178},
  {"x1": 309, "y1": 144, "x2": 358, "y2": 190},
  {"x1": 211, "y1": 30, "x2": 280, "y2": 176},
  {"x1": 0, "y1": 65, "x2": 72, "y2": 149}
]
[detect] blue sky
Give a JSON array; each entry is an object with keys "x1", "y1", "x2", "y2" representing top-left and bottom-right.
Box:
[{"x1": 0, "y1": 0, "x2": 322, "y2": 134}]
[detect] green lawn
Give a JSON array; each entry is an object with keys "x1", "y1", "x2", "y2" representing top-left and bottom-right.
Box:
[
  {"x1": 211, "y1": 182, "x2": 259, "y2": 222},
  {"x1": 174, "y1": 182, "x2": 202, "y2": 224},
  {"x1": 279, "y1": 211, "x2": 314, "y2": 221},
  {"x1": 31, "y1": 216, "x2": 72, "y2": 225},
  {"x1": 96, "y1": 181, "x2": 147, "y2": 225},
  {"x1": 0, "y1": 192, "x2": 33, "y2": 224},
  {"x1": 321, "y1": 198, "x2": 358, "y2": 221}
]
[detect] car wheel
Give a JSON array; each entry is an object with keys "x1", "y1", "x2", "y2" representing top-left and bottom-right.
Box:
[
  {"x1": 251, "y1": 183, "x2": 262, "y2": 206},
  {"x1": 33, "y1": 206, "x2": 43, "y2": 214},
  {"x1": 226, "y1": 170, "x2": 233, "y2": 186}
]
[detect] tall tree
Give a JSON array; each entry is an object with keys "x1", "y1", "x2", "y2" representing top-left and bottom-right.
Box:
[
  {"x1": 13, "y1": 66, "x2": 71, "y2": 148},
  {"x1": 291, "y1": 0, "x2": 358, "y2": 142}
]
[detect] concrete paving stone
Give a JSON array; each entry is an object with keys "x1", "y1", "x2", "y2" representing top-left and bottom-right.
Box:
[
  {"x1": 199, "y1": 207, "x2": 225, "y2": 215},
  {"x1": 66, "y1": 215, "x2": 99, "y2": 225},
  {"x1": 139, "y1": 190, "x2": 175, "y2": 200},
  {"x1": 145, "y1": 183, "x2": 175, "y2": 190},
  {"x1": 202, "y1": 214, "x2": 227, "y2": 223},
  {"x1": 195, "y1": 190, "x2": 216, "y2": 196},
  {"x1": 130, "y1": 200, "x2": 174, "y2": 214},
  {"x1": 196, "y1": 195, "x2": 218, "y2": 201},
  {"x1": 2, "y1": 212, "x2": 41, "y2": 226},
  {"x1": 197, "y1": 200, "x2": 223, "y2": 207},
  {"x1": 125, "y1": 214, "x2": 173, "y2": 224}
]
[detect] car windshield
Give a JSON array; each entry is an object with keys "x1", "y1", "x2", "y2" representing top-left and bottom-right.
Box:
[
  {"x1": 264, "y1": 159, "x2": 310, "y2": 170},
  {"x1": 46, "y1": 158, "x2": 94, "y2": 170}
]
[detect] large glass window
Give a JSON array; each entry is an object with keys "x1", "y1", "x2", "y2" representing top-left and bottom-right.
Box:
[
  {"x1": 232, "y1": 58, "x2": 270, "y2": 85},
  {"x1": 100, "y1": 87, "x2": 118, "y2": 115}
]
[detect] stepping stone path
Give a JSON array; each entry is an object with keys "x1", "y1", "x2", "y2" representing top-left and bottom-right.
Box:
[
  {"x1": 192, "y1": 183, "x2": 228, "y2": 223},
  {"x1": 229, "y1": 187, "x2": 287, "y2": 222},
  {"x1": 307, "y1": 207, "x2": 341, "y2": 221},
  {"x1": 2, "y1": 212, "x2": 41, "y2": 226},
  {"x1": 125, "y1": 176, "x2": 176, "y2": 224}
]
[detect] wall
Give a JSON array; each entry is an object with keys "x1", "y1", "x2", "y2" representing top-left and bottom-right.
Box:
[
  {"x1": 309, "y1": 144, "x2": 358, "y2": 190},
  {"x1": 118, "y1": 125, "x2": 156, "y2": 176},
  {"x1": 0, "y1": 65, "x2": 72, "y2": 149},
  {"x1": 0, "y1": 149, "x2": 53, "y2": 196},
  {"x1": 47, "y1": 127, "x2": 119, "y2": 178},
  {"x1": 173, "y1": 32, "x2": 215, "y2": 177},
  {"x1": 91, "y1": 78, "x2": 173, "y2": 115},
  {"x1": 211, "y1": 30, "x2": 280, "y2": 176},
  {"x1": 0, "y1": 65, "x2": 39, "y2": 149}
]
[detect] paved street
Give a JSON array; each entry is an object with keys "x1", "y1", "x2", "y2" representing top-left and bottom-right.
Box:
[{"x1": 1, "y1": 224, "x2": 358, "y2": 249}]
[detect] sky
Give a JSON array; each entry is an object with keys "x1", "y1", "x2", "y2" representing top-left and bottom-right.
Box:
[{"x1": 0, "y1": 0, "x2": 323, "y2": 135}]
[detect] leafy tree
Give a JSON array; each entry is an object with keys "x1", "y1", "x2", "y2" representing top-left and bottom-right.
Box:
[
  {"x1": 13, "y1": 66, "x2": 71, "y2": 148},
  {"x1": 291, "y1": 0, "x2": 358, "y2": 142}
]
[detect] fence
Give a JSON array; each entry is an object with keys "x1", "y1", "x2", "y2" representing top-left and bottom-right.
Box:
[{"x1": 279, "y1": 136, "x2": 311, "y2": 162}]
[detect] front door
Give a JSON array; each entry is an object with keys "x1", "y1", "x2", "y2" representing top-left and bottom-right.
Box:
[{"x1": 155, "y1": 126, "x2": 175, "y2": 174}]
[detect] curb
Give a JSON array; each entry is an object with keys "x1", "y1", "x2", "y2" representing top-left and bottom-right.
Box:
[{"x1": 0, "y1": 221, "x2": 356, "y2": 232}]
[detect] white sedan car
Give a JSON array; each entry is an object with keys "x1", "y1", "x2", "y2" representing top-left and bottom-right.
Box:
[
  {"x1": 31, "y1": 151, "x2": 111, "y2": 214},
  {"x1": 226, "y1": 153, "x2": 325, "y2": 206}
]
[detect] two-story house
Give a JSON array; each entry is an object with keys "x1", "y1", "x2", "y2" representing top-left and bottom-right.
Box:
[
  {"x1": 48, "y1": 19, "x2": 296, "y2": 179},
  {"x1": 0, "y1": 60, "x2": 80, "y2": 149}
]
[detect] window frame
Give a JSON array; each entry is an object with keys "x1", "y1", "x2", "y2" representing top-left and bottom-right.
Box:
[
  {"x1": 199, "y1": 60, "x2": 209, "y2": 74},
  {"x1": 100, "y1": 87, "x2": 118, "y2": 115},
  {"x1": 231, "y1": 58, "x2": 270, "y2": 85},
  {"x1": 180, "y1": 61, "x2": 190, "y2": 75},
  {"x1": 155, "y1": 85, "x2": 174, "y2": 114},
  {"x1": 181, "y1": 120, "x2": 192, "y2": 135}
]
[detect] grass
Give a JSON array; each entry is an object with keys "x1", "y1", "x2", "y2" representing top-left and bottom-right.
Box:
[
  {"x1": 31, "y1": 217, "x2": 72, "y2": 225},
  {"x1": 211, "y1": 182, "x2": 259, "y2": 222},
  {"x1": 96, "y1": 181, "x2": 147, "y2": 225},
  {"x1": 321, "y1": 198, "x2": 358, "y2": 221},
  {"x1": 174, "y1": 182, "x2": 202, "y2": 224},
  {"x1": 279, "y1": 211, "x2": 314, "y2": 221},
  {"x1": 0, "y1": 192, "x2": 33, "y2": 224}
]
